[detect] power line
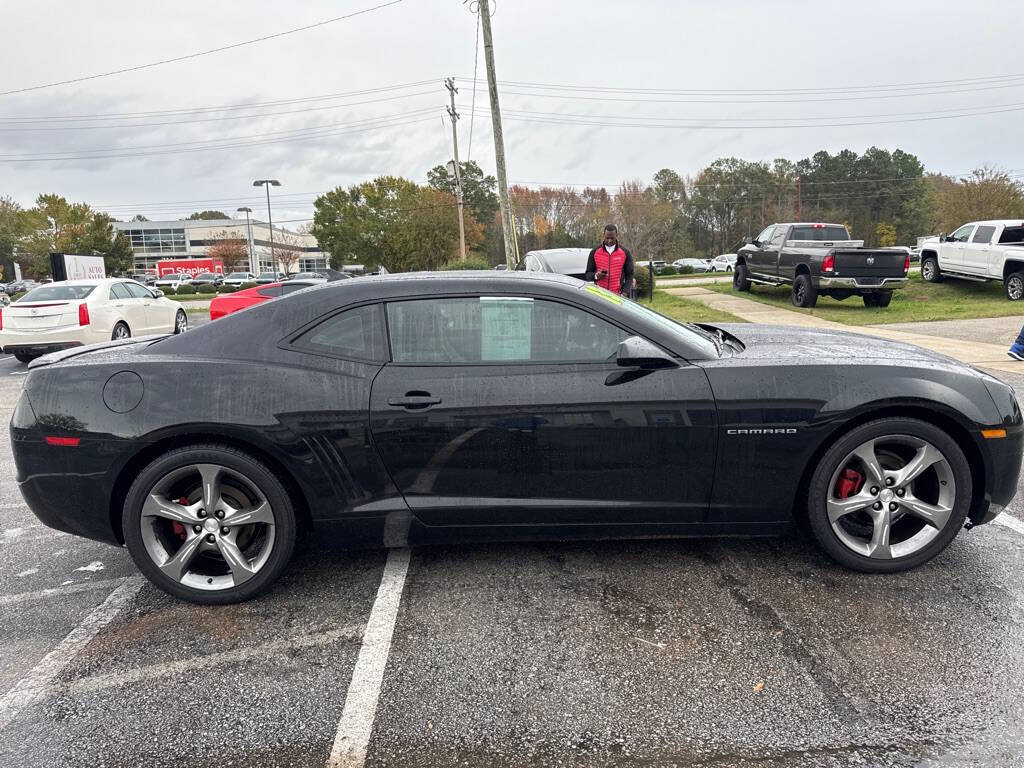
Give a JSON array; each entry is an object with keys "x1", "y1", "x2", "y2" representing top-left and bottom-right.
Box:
[
  {"x1": 0, "y1": 91, "x2": 440, "y2": 131},
  {"x1": 0, "y1": 0, "x2": 406, "y2": 97}
]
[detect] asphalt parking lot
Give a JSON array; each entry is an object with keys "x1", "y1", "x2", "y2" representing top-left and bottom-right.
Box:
[{"x1": 1, "y1": 347, "x2": 1023, "y2": 767}]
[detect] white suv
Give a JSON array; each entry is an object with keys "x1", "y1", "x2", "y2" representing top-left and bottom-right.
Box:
[{"x1": 919, "y1": 220, "x2": 1024, "y2": 299}]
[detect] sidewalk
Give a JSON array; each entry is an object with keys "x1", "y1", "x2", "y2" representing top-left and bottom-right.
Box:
[{"x1": 666, "y1": 285, "x2": 1024, "y2": 374}]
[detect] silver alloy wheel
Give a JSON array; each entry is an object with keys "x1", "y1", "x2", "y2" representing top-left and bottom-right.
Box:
[
  {"x1": 139, "y1": 463, "x2": 276, "y2": 591},
  {"x1": 113, "y1": 324, "x2": 130, "y2": 340},
  {"x1": 922, "y1": 260, "x2": 935, "y2": 280},
  {"x1": 826, "y1": 435, "x2": 955, "y2": 559},
  {"x1": 1008, "y1": 276, "x2": 1023, "y2": 300},
  {"x1": 175, "y1": 310, "x2": 188, "y2": 333}
]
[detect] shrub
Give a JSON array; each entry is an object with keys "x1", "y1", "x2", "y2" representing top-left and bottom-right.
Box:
[
  {"x1": 218, "y1": 285, "x2": 237, "y2": 293},
  {"x1": 176, "y1": 284, "x2": 197, "y2": 295},
  {"x1": 158, "y1": 286, "x2": 175, "y2": 296},
  {"x1": 634, "y1": 266, "x2": 654, "y2": 297},
  {"x1": 197, "y1": 283, "x2": 217, "y2": 294},
  {"x1": 440, "y1": 256, "x2": 493, "y2": 270},
  {"x1": 240, "y1": 281, "x2": 258, "y2": 290},
  {"x1": 677, "y1": 265, "x2": 694, "y2": 274},
  {"x1": 660, "y1": 266, "x2": 678, "y2": 276}
]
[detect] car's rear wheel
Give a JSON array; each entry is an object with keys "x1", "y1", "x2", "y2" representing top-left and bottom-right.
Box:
[
  {"x1": 792, "y1": 274, "x2": 818, "y2": 307},
  {"x1": 13, "y1": 352, "x2": 35, "y2": 364},
  {"x1": 174, "y1": 309, "x2": 188, "y2": 334},
  {"x1": 1005, "y1": 272, "x2": 1024, "y2": 301},
  {"x1": 111, "y1": 322, "x2": 131, "y2": 341},
  {"x1": 921, "y1": 256, "x2": 942, "y2": 283},
  {"x1": 733, "y1": 263, "x2": 751, "y2": 292},
  {"x1": 807, "y1": 418, "x2": 971, "y2": 573},
  {"x1": 123, "y1": 445, "x2": 297, "y2": 604}
]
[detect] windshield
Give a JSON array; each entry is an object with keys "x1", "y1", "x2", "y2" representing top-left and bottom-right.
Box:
[
  {"x1": 18, "y1": 284, "x2": 95, "y2": 302},
  {"x1": 226, "y1": 273, "x2": 248, "y2": 279},
  {"x1": 582, "y1": 284, "x2": 720, "y2": 358}
]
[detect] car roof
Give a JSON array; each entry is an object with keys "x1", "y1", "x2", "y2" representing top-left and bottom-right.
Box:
[{"x1": 965, "y1": 220, "x2": 1024, "y2": 226}]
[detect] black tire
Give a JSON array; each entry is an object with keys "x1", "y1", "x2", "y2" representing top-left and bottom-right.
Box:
[
  {"x1": 862, "y1": 293, "x2": 878, "y2": 307},
  {"x1": 733, "y1": 263, "x2": 751, "y2": 292},
  {"x1": 13, "y1": 352, "x2": 35, "y2": 364},
  {"x1": 872, "y1": 291, "x2": 893, "y2": 307},
  {"x1": 830, "y1": 290, "x2": 852, "y2": 301},
  {"x1": 921, "y1": 256, "x2": 943, "y2": 283},
  {"x1": 806, "y1": 418, "x2": 972, "y2": 573},
  {"x1": 111, "y1": 322, "x2": 131, "y2": 341},
  {"x1": 174, "y1": 309, "x2": 188, "y2": 334},
  {"x1": 791, "y1": 274, "x2": 818, "y2": 307},
  {"x1": 123, "y1": 444, "x2": 298, "y2": 604},
  {"x1": 1005, "y1": 271, "x2": 1024, "y2": 301}
]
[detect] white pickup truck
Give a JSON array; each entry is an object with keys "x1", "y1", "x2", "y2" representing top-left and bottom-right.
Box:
[{"x1": 919, "y1": 219, "x2": 1024, "y2": 299}]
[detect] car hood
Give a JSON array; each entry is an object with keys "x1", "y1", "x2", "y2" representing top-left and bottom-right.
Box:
[{"x1": 718, "y1": 323, "x2": 963, "y2": 366}]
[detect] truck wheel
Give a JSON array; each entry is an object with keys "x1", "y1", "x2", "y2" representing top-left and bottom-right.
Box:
[
  {"x1": 792, "y1": 274, "x2": 818, "y2": 308},
  {"x1": 921, "y1": 256, "x2": 943, "y2": 283},
  {"x1": 733, "y1": 263, "x2": 751, "y2": 292},
  {"x1": 1005, "y1": 272, "x2": 1024, "y2": 301}
]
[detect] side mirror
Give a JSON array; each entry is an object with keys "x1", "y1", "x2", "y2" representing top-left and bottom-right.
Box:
[
  {"x1": 616, "y1": 336, "x2": 678, "y2": 370},
  {"x1": 939, "y1": 233, "x2": 947, "y2": 243},
  {"x1": 152, "y1": 289, "x2": 165, "y2": 297}
]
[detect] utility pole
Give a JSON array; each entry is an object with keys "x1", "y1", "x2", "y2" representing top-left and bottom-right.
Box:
[
  {"x1": 477, "y1": 0, "x2": 517, "y2": 269},
  {"x1": 444, "y1": 78, "x2": 468, "y2": 261},
  {"x1": 796, "y1": 175, "x2": 802, "y2": 222}
]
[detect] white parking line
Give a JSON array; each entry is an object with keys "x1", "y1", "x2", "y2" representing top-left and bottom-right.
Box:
[
  {"x1": 0, "y1": 576, "x2": 143, "y2": 732},
  {"x1": 327, "y1": 547, "x2": 411, "y2": 768},
  {"x1": 0, "y1": 577, "x2": 128, "y2": 608},
  {"x1": 994, "y1": 514, "x2": 1024, "y2": 536},
  {"x1": 67, "y1": 624, "x2": 364, "y2": 696}
]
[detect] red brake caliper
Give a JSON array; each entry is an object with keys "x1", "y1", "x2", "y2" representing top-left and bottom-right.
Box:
[
  {"x1": 171, "y1": 496, "x2": 190, "y2": 541},
  {"x1": 835, "y1": 468, "x2": 864, "y2": 499}
]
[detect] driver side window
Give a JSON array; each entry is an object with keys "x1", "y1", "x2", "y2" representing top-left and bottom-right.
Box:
[
  {"x1": 755, "y1": 226, "x2": 774, "y2": 244},
  {"x1": 949, "y1": 224, "x2": 975, "y2": 243}
]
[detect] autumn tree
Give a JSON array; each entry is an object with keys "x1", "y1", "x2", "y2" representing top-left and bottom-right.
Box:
[
  {"x1": 925, "y1": 167, "x2": 1024, "y2": 234},
  {"x1": 206, "y1": 230, "x2": 250, "y2": 271}
]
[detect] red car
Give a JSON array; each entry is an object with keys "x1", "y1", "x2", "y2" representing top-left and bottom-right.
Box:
[{"x1": 208, "y1": 279, "x2": 325, "y2": 320}]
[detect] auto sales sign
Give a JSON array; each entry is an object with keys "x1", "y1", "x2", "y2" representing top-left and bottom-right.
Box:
[{"x1": 49, "y1": 253, "x2": 106, "y2": 281}]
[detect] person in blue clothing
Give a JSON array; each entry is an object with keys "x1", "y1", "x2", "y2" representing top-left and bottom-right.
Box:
[{"x1": 1009, "y1": 328, "x2": 1024, "y2": 360}]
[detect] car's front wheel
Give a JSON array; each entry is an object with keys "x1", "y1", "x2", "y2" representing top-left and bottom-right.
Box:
[
  {"x1": 123, "y1": 445, "x2": 297, "y2": 604},
  {"x1": 733, "y1": 263, "x2": 751, "y2": 292},
  {"x1": 921, "y1": 256, "x2": 943, "y2": 283},
  {"x1": 806, "y1": 418, "x2": 972, "y2": 573}
]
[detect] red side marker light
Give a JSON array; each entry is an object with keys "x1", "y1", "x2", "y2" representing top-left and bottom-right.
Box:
[{"x1": 45, "y1": 436, "x2": 80, "y2": 447}]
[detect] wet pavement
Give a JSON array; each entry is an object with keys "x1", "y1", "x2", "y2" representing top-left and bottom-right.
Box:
[{"x1": 0, "y1": 344, "x2": 1023, "y2": 767}]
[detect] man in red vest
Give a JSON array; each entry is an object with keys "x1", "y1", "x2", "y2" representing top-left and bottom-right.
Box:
[{"x1": 585, "y1": 224, "x2": 635, "y2": 296}]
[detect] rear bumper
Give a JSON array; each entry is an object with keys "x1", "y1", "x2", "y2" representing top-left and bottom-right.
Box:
[
  {"x1": 1, "y1": 326, "x2": 109, "y2": 354},
  {"x1": 818, "y1": 277, "x2": 908, "y2": 290}
]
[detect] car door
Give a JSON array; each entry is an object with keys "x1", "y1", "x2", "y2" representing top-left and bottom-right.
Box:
[
  {"x1": 941, "y1": 223, "x2": 974, "y2": 268},
  {"x1": 963, "y1": 224, "x2": 997, "y2": 275},
  {"x1": 746, "y1": 226, "x2": 774, "y2": 277},
  {"x1": 107, "y1": 282, "x2": 143, "y2": 333},
  {"x1": 123, "y1": 280, "x2": 163, "y2": 333},
  {"x1": 368, "y1": 294, "x2": 717, "y2": 529},
  {"x1": 766, "y1": 226, "x2": 788, "y2": 278}
]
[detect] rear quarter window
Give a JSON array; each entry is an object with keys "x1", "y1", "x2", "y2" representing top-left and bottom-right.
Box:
[{"x1": 999, "y1": 226, "x2": 1024, "y2": 244}]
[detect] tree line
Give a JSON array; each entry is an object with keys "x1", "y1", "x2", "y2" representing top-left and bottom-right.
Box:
[{"x1": 3, "y1": 146, "x2": 1022, "y2": 281}]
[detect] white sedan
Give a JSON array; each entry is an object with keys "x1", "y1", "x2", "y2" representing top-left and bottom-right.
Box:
[{"x1": 0, "y1": 279, "x2": 188, "y2": 363}]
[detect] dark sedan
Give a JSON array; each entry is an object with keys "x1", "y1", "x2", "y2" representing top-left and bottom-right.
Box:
[{"x1": 10, "y1": 273, "x2": 1023, "y2": 603}]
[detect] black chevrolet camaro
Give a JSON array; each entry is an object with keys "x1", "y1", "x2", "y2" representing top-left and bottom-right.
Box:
[{"x1": 10, "y1": 273, "x2": 1023, "y2": 603}]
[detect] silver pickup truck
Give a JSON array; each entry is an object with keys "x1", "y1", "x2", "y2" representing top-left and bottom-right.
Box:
[{"x1": 734, "y1": 223, "x2": 910, "y2": 308}]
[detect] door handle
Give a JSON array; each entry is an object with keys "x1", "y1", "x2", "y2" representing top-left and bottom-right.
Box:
[{"x1": 387, "y1": 392, "x2": 442, "y2": 409}]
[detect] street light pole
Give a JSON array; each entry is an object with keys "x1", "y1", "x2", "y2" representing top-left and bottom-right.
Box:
[
  {"x1": 236, "y1": 206, "x2": 254, "y2": 274},
  {"x1": 253, "y1": 179, "x2": 281, "y2": 272}
]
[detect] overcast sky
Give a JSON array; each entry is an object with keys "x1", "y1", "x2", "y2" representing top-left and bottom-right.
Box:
[{"x1": 1, "y1": 0, "x2": 1022, "y2": 228}]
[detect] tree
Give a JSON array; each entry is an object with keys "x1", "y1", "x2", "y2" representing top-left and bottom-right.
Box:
[
  {"x1": 274, "y1": 231, "x2": 304, "y2": 275},
  {"x1": 186, "y1": 210, "x2": 230, "y2": 220},
  {"x1": 613, "y1": 180, "x2": 677, "y2": 262},
  {"x1": 925, "y1": 167, "x2": 1024, "y2": 234},
  {"x1": 206, "y1": 230, "x2": 250, "y2": 270},
  {"x1": 130, "y1": 214, "x2": 150, "y2": 222},
  {"x1": 312, "y1": 176, "x2": 479, "y2": 271},
  {"x1": 428, "y1": 160, "x2": 500, "y2": 262}
]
